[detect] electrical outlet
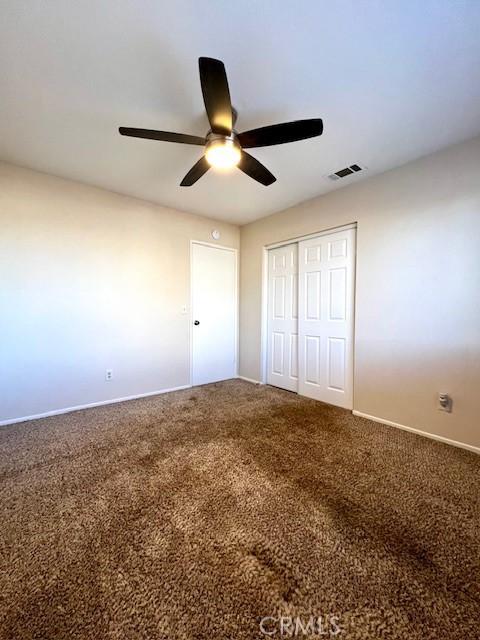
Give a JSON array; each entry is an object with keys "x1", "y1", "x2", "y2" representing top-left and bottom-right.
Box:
[
  {"x1": 105, "y1": 369, "x2": 113, "y2": 381},
  {"x1": 438, "y1": 392, "x2": 452, "y2": 413}
]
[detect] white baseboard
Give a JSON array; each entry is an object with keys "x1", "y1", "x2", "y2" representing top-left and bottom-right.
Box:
[
  {"x1": 352, "y1": 410, "x2": 480, "y2": 455},
  {"x1": 0, "y1": 384, "x2": 192, "y2": 427},
  {"x1": 237, "y1": 375, "x2": 262, "y2": 385},
  {"x1": 5, "y1": 386, "x2": 477, "y2": 455}
]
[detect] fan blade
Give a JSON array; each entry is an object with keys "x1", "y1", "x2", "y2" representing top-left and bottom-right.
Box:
[
  {"x1": 238, "y1": 151, "x2": 276, "y2": 186},
  {"x1": 237, "y1": 119, "x2": 323, "y2": 148},
  {"x1": 198, "y1": 57, "x2": 233, "y2": 136},
  {"x1": 180, "y1": 156, "x2": 210, "y2": 186},
  {"x1": 119, "y1": 127, "x2": 205, "y2": 146}
]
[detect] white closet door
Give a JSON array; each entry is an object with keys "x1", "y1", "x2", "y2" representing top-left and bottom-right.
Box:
[
  {"x1": 267, "y1": 244, "x2": 298, "y2": 392},
  {"x1": 298, "y1": 228, "x2": 356, "y2": 408}
]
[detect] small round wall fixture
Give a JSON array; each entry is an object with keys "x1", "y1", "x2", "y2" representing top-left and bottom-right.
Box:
[{"x1": 211, "y1": 229, "x2": 221, "y2": 240}]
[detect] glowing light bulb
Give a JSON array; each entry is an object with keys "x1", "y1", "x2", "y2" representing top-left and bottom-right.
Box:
[{"x1": 205, "y1": 139, "x2": 241, "y2": 169}]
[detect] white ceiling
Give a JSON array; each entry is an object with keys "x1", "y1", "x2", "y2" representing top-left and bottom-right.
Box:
[{"x1": 1, "y1": 1, "x2": 480, "y2": 225}]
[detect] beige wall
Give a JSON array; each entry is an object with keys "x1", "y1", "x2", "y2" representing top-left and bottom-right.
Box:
[
  {"x1": 2, "y1": 138, "x2": 479, "y2": 449},
  {"x1": 240, "y1": 136, "x2": 480, "y2": 449},
  {"x1": 0, "y1": 162, "x2": 239, "y2": 422}
]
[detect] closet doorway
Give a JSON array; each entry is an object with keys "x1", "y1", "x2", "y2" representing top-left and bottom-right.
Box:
[{"x1": 266, "y1": 226, "x2": 356, "y2": 409}]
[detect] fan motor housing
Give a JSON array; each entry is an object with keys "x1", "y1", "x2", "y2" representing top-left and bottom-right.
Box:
[{"x1": 205, "y1": 131, "x2": 240, "y2": 149}]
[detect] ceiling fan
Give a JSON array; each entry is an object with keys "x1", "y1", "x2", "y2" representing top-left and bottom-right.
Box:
[{"x1": 119, "y1": 57, "x2": 323, "y2": 187}]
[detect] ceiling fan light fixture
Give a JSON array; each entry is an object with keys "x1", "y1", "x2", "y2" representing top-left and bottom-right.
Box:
[
  {"x1": 119, "y1": 57, "x2": 323, "y2": 186},
  {"x1": 205, "y1": 137, "x2": 241, "y2": 169}
]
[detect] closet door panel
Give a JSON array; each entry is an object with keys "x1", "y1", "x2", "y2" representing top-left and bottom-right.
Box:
[
  {"x1": 267, "y1": 244, "x2": 298, "y2": 392},
  {"x1": 298, "y1": 229, "x2": 356, "y2": 408}
]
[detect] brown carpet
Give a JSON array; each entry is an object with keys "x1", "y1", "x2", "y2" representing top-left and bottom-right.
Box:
[{"x1": 0, "y1": 380, "x2": 478, "y2": 639}]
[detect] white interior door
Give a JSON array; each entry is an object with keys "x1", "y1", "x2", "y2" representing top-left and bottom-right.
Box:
[
  {"x1": 267, "y1": 243, "x2": 298, "y2": 392},
  {"x1": 298, "y1": 228, "x2": 356, "y2": 408},
  {"x1": 192, "y1": 243, "x2": 237, "y2": 386}
]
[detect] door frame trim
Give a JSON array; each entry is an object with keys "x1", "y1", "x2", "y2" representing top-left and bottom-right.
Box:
[
  {"x1": 260, "y1": 223, "x2": 357, "y2": 390},
  {"x1": 190, "y1": 240, "x2": 239, "y2": 387},
  {"x1": 264, "y1": 222, "x2": 357, "y2": 250}
]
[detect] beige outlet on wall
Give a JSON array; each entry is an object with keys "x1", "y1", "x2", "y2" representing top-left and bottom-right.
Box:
[{"x1": 438, "y1": 393, "x2": 452, "y2": 412}]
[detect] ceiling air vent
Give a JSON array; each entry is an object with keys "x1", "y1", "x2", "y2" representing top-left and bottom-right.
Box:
[{"x1": 327, "y1": 164, "x2": 365, "y2": 181}]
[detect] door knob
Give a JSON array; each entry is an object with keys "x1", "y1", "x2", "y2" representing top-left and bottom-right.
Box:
[{"x1": 194, "y1": 320, "x2": 200, "y2": 325}]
